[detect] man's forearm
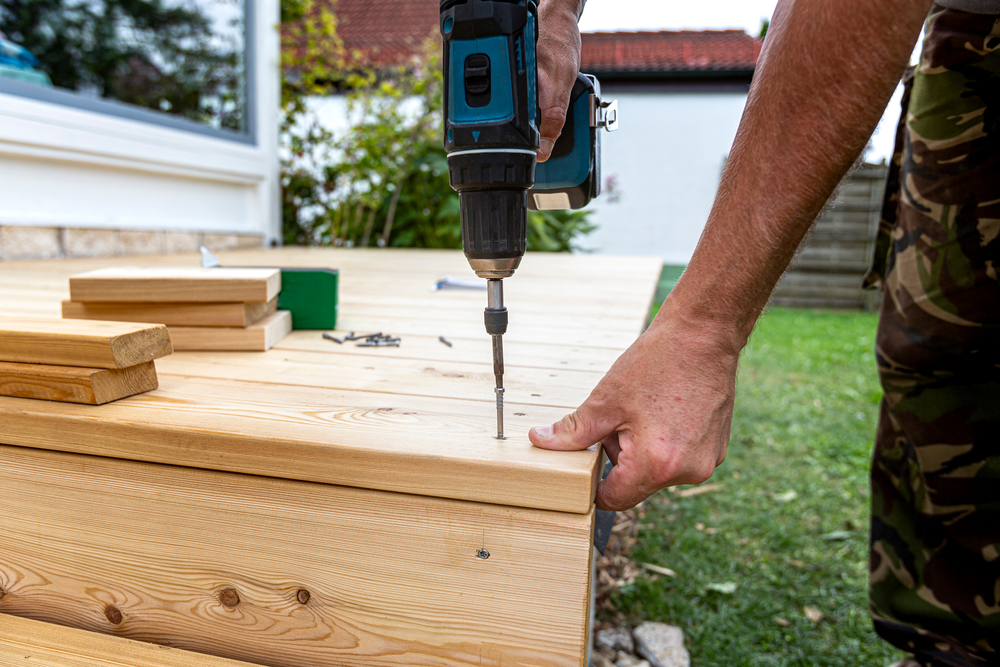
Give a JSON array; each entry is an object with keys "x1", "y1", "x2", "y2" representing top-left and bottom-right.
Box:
[
  {"x1": 539, "y1": 0, "x2": 585, "y2": 21},
  {"x1": 664, "y1": 0, "x2": 933, "y2": 348}
]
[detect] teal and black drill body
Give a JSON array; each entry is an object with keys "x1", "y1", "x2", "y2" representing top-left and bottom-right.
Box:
[{"x1": 440, "y1": 0, "x2": 612, "y2": 438}]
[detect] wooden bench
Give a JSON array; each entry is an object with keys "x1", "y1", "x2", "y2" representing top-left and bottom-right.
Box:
[{"x1": 0, "y1": 248, "x2": 661, "y2": 667}]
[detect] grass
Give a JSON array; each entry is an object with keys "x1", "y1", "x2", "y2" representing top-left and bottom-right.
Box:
[{"x1": 609, "y1": 305, "x2": 904, "y2": 666}]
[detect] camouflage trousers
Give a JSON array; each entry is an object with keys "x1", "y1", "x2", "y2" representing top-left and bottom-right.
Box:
[{"x1": 864, "y1": 5, "x2": 1000, "y2": 666}]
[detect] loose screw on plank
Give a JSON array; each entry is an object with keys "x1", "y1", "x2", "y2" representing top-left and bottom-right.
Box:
[
  {"x1": 322, "y1": 333, "x2": 344, "y2": 344},
  {"x1": 476, "y1": 549, "x2": 490, "y2": 560},
  {"x1": 439, "y1": 336, "x2": 453, "y2": 347},
  {"x1": 356, "y1": 332, "x2": 401, "y2": 347}
]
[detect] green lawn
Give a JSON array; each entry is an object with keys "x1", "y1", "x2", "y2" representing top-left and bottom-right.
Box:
[{"x1": 609, "y1": 306, "x2": 904, "y2": 666}]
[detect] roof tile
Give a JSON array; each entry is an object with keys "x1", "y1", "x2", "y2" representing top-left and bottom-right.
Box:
[{"x1": 304, "y1": 1, "x2": 761, "y2": 74}]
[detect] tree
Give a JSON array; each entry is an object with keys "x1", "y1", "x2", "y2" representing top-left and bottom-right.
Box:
[{"x1": 0, "y1": 0, "x2": 245, "y2": 130}]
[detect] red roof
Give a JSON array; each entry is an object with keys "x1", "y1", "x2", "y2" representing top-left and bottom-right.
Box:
[
  {"x1": 312, "y1": 1, "x2": 760, "y2": 75},
  {"x1": 333, "y1": 0, "x2": 440, "y2": 67},
  {"x1": 581, "y1": 30, "x2": 761, "y2": 74}
]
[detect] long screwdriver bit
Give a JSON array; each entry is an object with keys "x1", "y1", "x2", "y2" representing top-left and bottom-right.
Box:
[{"x1": 485, "y1": 280, "x2": 507, "y2": 440}]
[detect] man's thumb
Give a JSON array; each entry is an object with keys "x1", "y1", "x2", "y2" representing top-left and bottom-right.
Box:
[{"x1": 529, "y1": 404, "x2": 612, "y2": 452}]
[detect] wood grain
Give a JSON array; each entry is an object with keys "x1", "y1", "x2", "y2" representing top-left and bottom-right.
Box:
[
  {"x1": 155, "y1": 348, "x2": 595, "y2": 408},
  {"x1": 0, "y1": 317, "x2": 172, "y2": 369},
  {"x1": 167, "y1": 311, "x2": 292, "y2": 351},
  {"x1": 0, "y1": 361, "x2": 158, "y2": 405},
  {"x1": 0, "y1": 248, "x2": 660, "y2": 513},
  {"x1": 0, "y1": 613, "x2": 261, "y2": 667},
  {"x1": 0, "y1": 374, "x2": 601, "y2": 514},
  {"x1": 62, "y1": 299, "x2": 277, "y2": 328},
  {"x1": 69, "y1": 268, "x2": 281, "y2": 303},
  {"x1": 0, "y1": 446, "x2": 594, "y2": 667}
]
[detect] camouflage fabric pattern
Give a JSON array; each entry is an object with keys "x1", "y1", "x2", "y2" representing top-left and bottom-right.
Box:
[{"x1": 867, "y1": 5, "x2": 1000, "y2": 666}]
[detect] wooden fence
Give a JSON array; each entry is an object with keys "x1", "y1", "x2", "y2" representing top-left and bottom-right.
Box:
[{"x1": 770, "y1": 163, "x2": 887, "y2": 310}]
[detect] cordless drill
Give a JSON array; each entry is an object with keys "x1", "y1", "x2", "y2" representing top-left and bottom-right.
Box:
[{"x1": 440, "y1": 0, "x2": 617, "y2": 439}]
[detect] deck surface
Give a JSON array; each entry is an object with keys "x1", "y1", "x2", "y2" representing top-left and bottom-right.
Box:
[{"x1": 0, "y1": 248, "x2": 660, "y2": 513}]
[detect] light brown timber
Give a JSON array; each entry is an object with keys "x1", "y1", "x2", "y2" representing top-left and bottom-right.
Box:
[
  {"x1": 0, "y1": 373, "x2": 600, "y2": 513},
  {"x1": 61, "y1": 298, "x2": 278, "y2": 328},
  {"x1": 0, "y1": 361, "x2": 158, "y2": 405},
  {"x1": 0, "y1": 317, "x2": 172, "y2": 369},
  {"x1": 0, "y1": 613, "x2": 262, "y2": 667},
  {"x1": 0, "y1": 446, "x2": 594, "y2": 667},
  {"x1": 166, "y1": 311, "x2": 292, "y2": 351},
  {"x1": 68, "y1": 268, "x2": 281, "y2": 303}
]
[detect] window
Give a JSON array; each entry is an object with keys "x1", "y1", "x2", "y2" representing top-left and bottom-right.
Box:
[{"x1": 0, "y1": 0, "x2": 253, "y2": 142}]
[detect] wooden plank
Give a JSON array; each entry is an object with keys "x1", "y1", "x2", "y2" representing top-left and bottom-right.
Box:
[
  {"x1": 69, "y1": 268, "x2": 281, "y2": 304},
  {"x1": 62, "y1": 299, "x2": 278, "y2": 328},
  {"x1": 167, "y1": 311, "x2": 292, "y2": 352},
  {"x1": 0, "y1": 374, "x2": 601, "y2": 514},
  {"x1": 276, "y1": 332, "x2": 623, "y2": 373},
  {"x1": 0, "y1": 446, "x2": 594, "y2": 667},
  {"x1": 0, "y1": 317, "x2": 172, "y2": 369},
  {"x1": 156, "y1": 349, "x2": 597, "y2": 408},
  {"x1": 0, "y1": 614, "x2": 262, "y2": 667},
  {"x1": 0, "y1": 361, "x2": 158, "y2": 405}
]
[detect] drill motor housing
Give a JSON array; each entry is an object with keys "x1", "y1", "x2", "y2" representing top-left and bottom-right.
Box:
[{"x1": 440, "y1": 0, "x2": 616, "y2": 278}]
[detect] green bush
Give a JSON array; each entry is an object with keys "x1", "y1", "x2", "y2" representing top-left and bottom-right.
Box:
[{"x1": 279, "y1": 10, "x2": 596, "y2": 253}]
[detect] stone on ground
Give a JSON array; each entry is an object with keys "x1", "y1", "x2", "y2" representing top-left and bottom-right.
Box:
[
  {"x1": 632, "y1": 623, "x2": 689, "y2": 667},
  {"x1": 614, "y1": 653, "x2": 650, "y2": 667},
  {"x1": 595, "y1": 627, "x2": 634, "y2": 653},
  {"x1": 589, "y1": 652, "x2": 616, "y2": 667}
]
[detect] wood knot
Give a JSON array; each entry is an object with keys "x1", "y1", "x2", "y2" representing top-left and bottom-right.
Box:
[
  {"x1": 104, "y1": 605, "x2": 123, "y2": 625},
  {"x1": 296, "y1": 589, "x2": 311, "y2": 605},
  {"x1": 0, "y1": 586, "x2": 5, "y2": 601},
  {"x1": 219, "y1": 588, "x2": 241, "y2": 608}
]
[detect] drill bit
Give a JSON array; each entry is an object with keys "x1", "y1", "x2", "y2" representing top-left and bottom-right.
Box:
[{"x1": 486, "y1": 279, "x2": 506, "y2": 440}]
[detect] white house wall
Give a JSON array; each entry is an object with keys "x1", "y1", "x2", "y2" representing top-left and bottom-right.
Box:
[
  {"x1": 0, "y1": 0, "x2": 281, "y2": 254},
  {"x1": 306, "y1": 90, "x2": 747, "y2": 266},
  {"x1": 581, "y1": 91, "x2": 748, "y2": 265}
]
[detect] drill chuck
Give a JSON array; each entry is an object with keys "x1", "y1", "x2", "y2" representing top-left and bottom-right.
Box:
[{"x1": 447, "y1": 148, "x2": 534, "y2": 279}]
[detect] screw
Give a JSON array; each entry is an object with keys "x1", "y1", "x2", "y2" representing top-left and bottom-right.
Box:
[
  {"x1": 219, "y1": 587, "x2": 241, "y2": 608},
  {"x1": 476, "y1": 548, "x2": 490, "y2": 560},
  {"x1": 296, "y1": 589, "x2": 311, "y2": 605},
  {"x1": 104, "y1": 605, "x2": 123, "y2": 625},
  {"x1": 322, "y1": 333, "x2": 344, "y2": 344},
  {"x1": 439, "y1": 336, "x2": 453, "y2": 347}
]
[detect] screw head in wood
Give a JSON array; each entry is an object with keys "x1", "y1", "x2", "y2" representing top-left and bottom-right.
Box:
[
  {"x1": 104, "y1": 605, "x2": 123, "y2": 625},
  {"x1": 476, "y1": 548, "x2": 490, "y2": 560},
  {"x1": 219, "y1": 587, "x2": 241, "y2": 608},
  {"x1": 296, "y1": 589, "x2": 311, "y2": 605}
]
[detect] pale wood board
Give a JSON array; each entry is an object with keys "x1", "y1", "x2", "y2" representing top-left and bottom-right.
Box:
[
  {"x1": 0, "y1": 317, "x2": 172, "y2": 369},
  {"x1": 0, "y1": 614, "x2": 262, "y2": 667},
  {"x1": 0, "y1": 361, "x2": 158, "y2": 405},
  {"x1": 62, "y1": 298, "x2": 277, "y2": 328},
  {"x1": 0, "y1": 374, "x2": 602, "y2": 513},
  {"x1": 167, "y1": 311, "x2": 292, "y2": 351},
  {"x1": 69, "y1": 268, "x2": 281, "y2": 303},
  {"x1": 0, "y1": 446, "x2": 594, "y2": 667},
  {"x1": 0, "y1": 249, "x2": 661, "y2": 514},
  {"x1": 156, "y1": 349, "x2": 595, "y2": 408}
]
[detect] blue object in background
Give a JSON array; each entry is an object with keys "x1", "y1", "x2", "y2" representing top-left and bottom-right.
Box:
[{"x1": 0, "y1": 32, "x2": 53, "y2": 86}]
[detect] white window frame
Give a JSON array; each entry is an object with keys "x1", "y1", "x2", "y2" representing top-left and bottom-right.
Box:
[{"x1": 0, "y1": 0, "x2": 280, "y2": 243}]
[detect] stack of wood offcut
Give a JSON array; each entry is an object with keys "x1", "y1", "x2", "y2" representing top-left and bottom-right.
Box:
[
  {"x1": 0, "y1": 316, "x2": 172, "y2": 404},
  {"x1": 63, "y1": 267, "x2": 291, "y2": 351}
]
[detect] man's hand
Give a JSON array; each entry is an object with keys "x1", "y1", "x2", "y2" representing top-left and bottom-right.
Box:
[
  {"x1": 530, "y1": 298, "x2": 741, "y2": 510},
  {"x1": 529, "y1": 0, "x2": 932, "y2": 511},
  {"x1": 536, "y1": 0, "x2": 584, "y2": 162}
]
